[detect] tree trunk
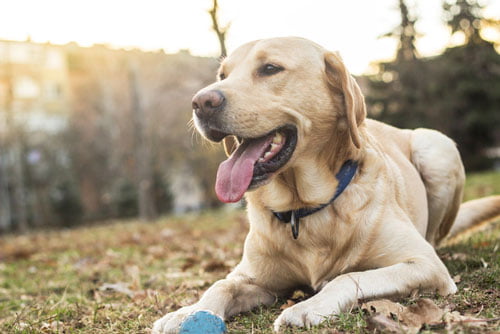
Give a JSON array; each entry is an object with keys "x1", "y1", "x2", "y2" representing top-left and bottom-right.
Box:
[
  {"x1": 129, "y1": 61, "x2": 157, "y2": 221},
  {"x1": 0, "y1": 147, "x2": 12, "y2": 231}
]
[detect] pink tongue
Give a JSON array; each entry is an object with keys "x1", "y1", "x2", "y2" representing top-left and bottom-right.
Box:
[{"x1": 215, "y1": 135, "x2": 274, "y2": 203}]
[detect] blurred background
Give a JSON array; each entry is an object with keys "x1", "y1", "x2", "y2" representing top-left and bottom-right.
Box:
[{"x1": 0, "y1": 0, "x2": 499, "y2": 232}]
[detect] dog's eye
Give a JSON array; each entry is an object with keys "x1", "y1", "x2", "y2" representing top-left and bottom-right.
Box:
[{"x1": 258, "y1": 63, "x2": 284, "y2": 76}]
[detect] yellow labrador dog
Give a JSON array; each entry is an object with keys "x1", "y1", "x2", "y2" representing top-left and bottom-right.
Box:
[{"x1": 153, "y1": 37, "x2": 500, "y2": 333}]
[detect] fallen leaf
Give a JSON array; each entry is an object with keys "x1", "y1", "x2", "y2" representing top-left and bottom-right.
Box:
[
  {"x1": 181, "y1": 256, "x2": 200, "y2": 271},
  {"x1": 146, "y1": 245, "x2": 165, "y2": 258},
  {"x1": 160, "y1": 228, "x2": 177, "y2": 239},
  {"x1": 451, "y1": 253, "x2": 468, "y2": 261},
  {"x1": 362, "y1": 298, "x2": 492, "y2": 332},
  {"x1": 366, "y1": 313, "x2": 409, "y2": 334},
  {"x1": 362, "y1": 299, "x2": 406, "y2": 318},
  {"x1": 0, "y1": 247, "x2": 36, "y2": 261},
  {"x1": 453, "y1": 274, "x2": 461, "y2": 283},
  {"x1": 16, "y1": 322, "x2": 30, "y2": 330},
  {"x1": 99, "y1": 282, "x2": 135, "y2": 298},
  {"x1": 443, "y1": 311, "x2": 489, "y2": 326},
  {"x1": 402, "y1": 298, "x2": 444, "y2": 327},
  {"x1": 126, "y1": 265, "x2": 141, "y2": 290},
  {"x1": 181, "y1": 279, "x2": 210, "y2": 289},
  {"x1": 40, "y1": 320, "x2": 64, "y2": 333},
  {"x1": 202, "y1": 260, "x2": 230, "y2": 272},
  {"x1": 164, "y1": 271, "x2": 193, "y2": 279},
  {"x1": 132, "y1": 288, "x2": 159, "y2": 301},
  {"x1": 280, "y1": 299, "x2": 296, "y2": 310}
]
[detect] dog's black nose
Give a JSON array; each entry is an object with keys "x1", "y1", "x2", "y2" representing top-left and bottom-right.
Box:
[{"x1": 192, "y1": 90, "x2": 225, "y2": 119}]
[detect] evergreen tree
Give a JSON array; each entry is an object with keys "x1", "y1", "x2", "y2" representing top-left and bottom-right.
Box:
[
  {"x1": 365, "y1": 0, "x2": 500, "y2": 170},
  {"x1": 443, "y1": 0, "x2": 484, "y2": 44},
  {"x1": 396, "y1": 0, "x2": 418, "y2": 62},
  {"x1": 366, "y1": 0, "x2": 425, "y2": 129},
  {"x1": 424, "y1": 0, "x2": 500, "y2": 169}
]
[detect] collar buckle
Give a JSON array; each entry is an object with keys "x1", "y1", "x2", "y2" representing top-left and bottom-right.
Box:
[{"x1": 272, "y1": 160, "x2": 358, "y2": 240}]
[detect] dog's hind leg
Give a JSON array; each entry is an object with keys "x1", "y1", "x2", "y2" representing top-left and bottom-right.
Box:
[{"x1": 409, "y1": 128, "x2": 465, "y2": 246}]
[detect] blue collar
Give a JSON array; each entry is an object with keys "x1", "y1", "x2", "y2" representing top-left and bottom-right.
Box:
[{"x1": 272, "y1": 160, "x2": 358, "y2": 239}]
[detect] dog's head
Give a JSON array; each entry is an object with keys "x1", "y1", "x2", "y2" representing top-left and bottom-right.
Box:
[{"x1": 192, "y1": 37, "x2": 366, "y2": 203}]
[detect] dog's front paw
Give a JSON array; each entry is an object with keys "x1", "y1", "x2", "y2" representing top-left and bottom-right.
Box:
[
  {"x1": 273, "y1": 302, "x2": 333, "y2": 332},
  {"x1": 152, "y1": 306, "x2": 195, "y2": 334}
]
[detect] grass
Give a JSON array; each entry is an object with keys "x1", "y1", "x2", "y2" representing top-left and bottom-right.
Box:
[
  {"x1": 463, "y1": 171, "x2": 500, "y2": 202},
  {"x1": 0, "y1": 171, "x2": 499, "y2": 333}
]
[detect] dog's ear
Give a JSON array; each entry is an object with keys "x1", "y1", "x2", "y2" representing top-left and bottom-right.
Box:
[
  {"x1": 222, "y1": 136, "x2": 239, "y2": 157},
  {"x1": 324, "y1": 52, "x2": 366, "y2": 149}
]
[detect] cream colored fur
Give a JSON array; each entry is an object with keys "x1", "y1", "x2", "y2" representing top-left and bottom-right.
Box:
[{"x1": 153, "y1": 37, "x2": 500, "y2": 333}]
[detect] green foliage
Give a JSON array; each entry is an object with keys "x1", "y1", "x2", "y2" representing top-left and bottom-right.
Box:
[
  {"x1": 50, "y1": 178, "x2": 83, "y2": 227},
  {"x1": 424, "y1": 42, "x2": 500, "y2": 170},
  {"x1": 366, "y1": 0, "x2": 500, "y2": 171},
  {"x1": 382, "y1": 0, "x2": 418, "y2": 62},
  {"x1": 110, "y1": 174, "x2": 172, "y2": 219},
  {"x1": 151, "y1": 173, "x2": 174, "y2": 215},
  {"x1": 112, "y1": 179, "x2": 139, "y2": 218},
  {"x1": 443, "y1": 0, "x2": 484, "y2": 44}
]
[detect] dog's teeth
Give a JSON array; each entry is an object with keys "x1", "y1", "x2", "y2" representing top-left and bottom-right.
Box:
[
  {"x1": 264, "y1": 152, "x2": 272, "y2": 159},
  {"x1": 271, "y1": 143, "x2": 279, "y2": 151},
  {"x1": 273, "y1": 133, "x2": 283, "y2": 144},
  {"x1": 258, "y1": 158, "x2": 264, "y2": 162}
]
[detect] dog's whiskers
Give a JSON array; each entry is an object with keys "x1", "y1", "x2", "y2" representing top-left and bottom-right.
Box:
[{"x1": 187, "y1": 119, "x2": 201, "y2": 146}]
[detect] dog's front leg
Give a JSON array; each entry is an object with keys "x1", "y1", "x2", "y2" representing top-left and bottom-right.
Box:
[
  {"x1": 273, "y1": 257, "x2": 456, "y2": 331},
  {"x1": 153, "y1": 274, "x2": 275, "y2": 333}
]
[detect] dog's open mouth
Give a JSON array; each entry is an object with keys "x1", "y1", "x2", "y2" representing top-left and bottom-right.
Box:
[{"x1": 215, "y1": 125, "x2": 297, "y2": 203}]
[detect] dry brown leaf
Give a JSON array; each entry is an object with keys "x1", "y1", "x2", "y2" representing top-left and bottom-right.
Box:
[
  {"x1": 366, "y1": 313, "x2": 409, "y2": 334},
  {"x1": 181, "y1": 279, "x2": 210, "y2": 289},
  {"x1": 132, "y1": 288, "x2": 159, "y2": 302},
  {"x1": 402, "y1": 298, "x2": 444, "y2": 327},
  {"x1": 280, "y1": 299, "x2": 296, "y2": 310},
  {"x1": 363, "y1": 298, "x2": 493, "y2": 332},
  {"x1": 362, "y1": 299, "x2": 406, "y2": 318},
  {"x1": 40, "y1": 320, "x2": 64, "y2": 333},
  {"x1": 0, "y1": 247, "x2": 36, "y2": 261},
  {"x1": 99, "y1": 282, "x2": 135, "y2": 298},
  {"x1": 160, "y1": 228, "x2": 177, "y2": 239},
  {"x1": 146, "y1": 245, "x2": 166, "y2": 258},
  {"x1": 443, "y1": 311, "x2": 489, "y2": 326},
  {"x1": 181, "y1": 256, "x2": 200, "y2": 271},
  {"x1": 202, "y1": 259, "x2": 230, "y2": 272},
  {"x1": 164, "y1": 271, "x2": 193, "y2": 279},
  {"x1": 451, "y1": 253, "x2": 468, "y2": 261},
  {"x1": 126, "y1": 265, "x2": 141, "y2": 290}
]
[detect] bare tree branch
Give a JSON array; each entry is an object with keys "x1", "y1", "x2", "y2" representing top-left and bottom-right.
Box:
[{"x1": 209, "y1": 0, "x2": 229, "y2": 58}]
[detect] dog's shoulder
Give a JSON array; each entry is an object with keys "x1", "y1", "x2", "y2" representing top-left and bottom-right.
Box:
[{"x1": 364, "y1": 119, "x2": 413, "y2": 160}]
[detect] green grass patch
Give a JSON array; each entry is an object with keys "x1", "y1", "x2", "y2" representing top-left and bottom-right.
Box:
[
  {"x1": 464, "y1": 170, "x2": 500, "y2": 201},
  {"x1": 0, "y1": 171, "x2": 498, "y2": 333}
]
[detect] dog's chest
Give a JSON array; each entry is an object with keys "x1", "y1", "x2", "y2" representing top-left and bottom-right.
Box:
[
  {"x1": 247, "y1": 204, "x2": 362, "y2": 291},
  {"x1": 296, "y1": 243, "x2": 356, "y2": 289},
  {"x1": 266, "y1": 233, "x2": 355, "y2": 291}
]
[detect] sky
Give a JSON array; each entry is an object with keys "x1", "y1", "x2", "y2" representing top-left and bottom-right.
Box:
[{"x1": 0, "y1": 0, "x2": 499, "y2": 75}]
